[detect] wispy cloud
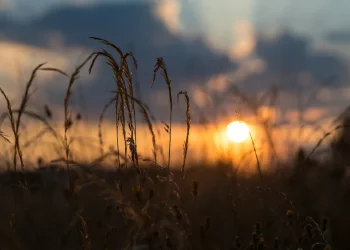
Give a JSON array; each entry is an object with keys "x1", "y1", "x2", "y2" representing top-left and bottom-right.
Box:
[{"x1": 153, "y1": 0, "x2": 182, "y2": 33}]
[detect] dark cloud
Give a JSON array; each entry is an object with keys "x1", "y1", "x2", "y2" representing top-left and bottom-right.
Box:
[
  {"x1": 256, "y1": 32, "x2": 347, "y2": 80},
  {"x1": 326, "y1": 30, "x2": 350, "y2": 44},
  {"x1": 0, "y1": 3, "x2": 233, "y2": 81},
  {"x1": 0, "y1": 2, "x2": 235, "y2": 121},
  {"x1": 204, "y1": 32, "x2": 350, "y2": 118},
  {"x1": 245, "y1": 32, "x2": 349, "y2": 93},
  {"x1": 256, "y1": 33, "x2": 309, "y2": 73}
]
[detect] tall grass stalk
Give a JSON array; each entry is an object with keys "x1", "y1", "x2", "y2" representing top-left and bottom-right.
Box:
[
  {"x1": 64, "y1": 53, "x2": 94, "y2": 190},
  {"x1": 89, "y1": 48, "x2": 128, "y2": 169},
  {"x1": 89, "y1": 38, "x2": 139, "y2": 169},
  {"x1": 249, "y1": 131, "x2": 263, "y2": 183},
  {"x1": 177, "y1": 91, "x2": 191, "y2": 178},
  {"x1": 14, "y1": 63, "x2": 47, "y2": 172},
  {"x1": 111, "y1": 91, "x2": 157, "y2": 168},
  {"x1": 152, "y1": 57, "x2": 173, "y2": 173}
]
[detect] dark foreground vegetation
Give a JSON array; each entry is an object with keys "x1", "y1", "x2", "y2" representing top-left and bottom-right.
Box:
[
  {"x1": 1, "y1": 37, "x2": 350, "y2": 250},
  {"x1": 0, "y1": 161, "x2": 349, "y2": 250}
]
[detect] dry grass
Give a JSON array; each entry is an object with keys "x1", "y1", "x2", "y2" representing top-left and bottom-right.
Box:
[
  {"x1": 177, "y1": 91, "x2": 191, "y2": 178},
  {"x1": 153, "y1": 57, "x2": 173, "y2": 173}
]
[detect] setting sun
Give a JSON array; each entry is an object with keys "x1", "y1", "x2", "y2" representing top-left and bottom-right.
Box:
[{"x1": 226, "y1": 121, "x2": 250, "y2": 143}]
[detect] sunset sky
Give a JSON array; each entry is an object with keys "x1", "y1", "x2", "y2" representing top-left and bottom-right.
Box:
[
  {"x1": 1, "y1": 0, "x2": 350, "y2": 124},
  {"x1": 1, "y1": 0, "x2": 350, "y2": 165}
]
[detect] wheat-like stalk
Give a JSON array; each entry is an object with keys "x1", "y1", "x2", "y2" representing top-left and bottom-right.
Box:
[
  {"x1": 0, "y1": 88, "x2": 17, "y2": 149},
  {"x1": 89, "y1": 48, "x2": 129, "y2": 169},
  {"x1": 98, "y1": 97, "x2": 117, "y2": 156},
  {"x1": 111, "y1": 91, "x2": 157, "y2": 169},
  {"x1": 177, "y1": 91, "x2": 191, "y2": 178},
  {"x1": 77, "y1": 213, "x2": 91, "y2": 250},
  {"x1": 152, "y1": 57, "x2": 173, "y2": 173},
  {"x1": 64, "y1": 53, "x2": 94, "y2": 190},
  {"x1": 307, "y1": 124, "x2": 350, "y2": 160}
]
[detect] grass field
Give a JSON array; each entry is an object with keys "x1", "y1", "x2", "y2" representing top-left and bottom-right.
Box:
[{"x1": 0, "y1": 37, "x2": 348, "y2": 250}]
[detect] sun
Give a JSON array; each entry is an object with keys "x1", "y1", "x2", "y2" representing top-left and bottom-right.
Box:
[{"x1": 226, "y1": 121, "x2": 250, "y2": 143}]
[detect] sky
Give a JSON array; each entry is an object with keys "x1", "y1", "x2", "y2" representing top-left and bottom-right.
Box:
[
  {"x1": 1, "y1": 0, "x2": 350, "y2": 125},
  {"x1": 2, "y1": 0, "x2": 350, "y2": 164}
]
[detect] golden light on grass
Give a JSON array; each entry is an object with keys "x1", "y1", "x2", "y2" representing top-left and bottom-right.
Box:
[{"x1": 226, "y1": 121, "x2": 250, "y2": 143}]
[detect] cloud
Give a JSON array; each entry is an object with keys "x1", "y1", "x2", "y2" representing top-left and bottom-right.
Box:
[
  {"x1": 206, "y1": 74, "x2": 229, "y2": 93},
  {"x1": 196, "y1": 30, "x2": 348, "y2": 114},
  {"x1": 326, "y1": 30, "x2": 350, "y2": 44},
  {"x1": 255, "y1": 32, "x2": 349, "y2": 83},
  {"x1": 228, "y1": 58, "x2": 266, "y2": 83},
  {"x1": 0, "y1": 40, "x2": 92, "y2": 113},
  {"x1": 0, "y1": 0, "x2": 11, "y2": 10},
  {"x1": 192, "y1": 88, "x2": 212, "y2": 108},
  {"x1": 229, "y1": 20, "x2": 256, "y2": 60},
  {"x1": 70, "y1": 0, "x2": 90, "y2": 6},
  {"x1": 0, "y1": 41, "x2": 70, "y2": 81},
  {"x1": 1, "y1": 2, "x2": 349, "y2": 125},
  {"x1": 182, "y1": 31, "x2": 350, "y2": 126},
  {"x1": 0, "y1": 2, "x2": 235, "y2": 121},
  {"x1": 153, "y1": 0, "x2": 182, "y2": 33},
  {"x1": 229, "y1": 31, "x2": 350, "y2": 103}
]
